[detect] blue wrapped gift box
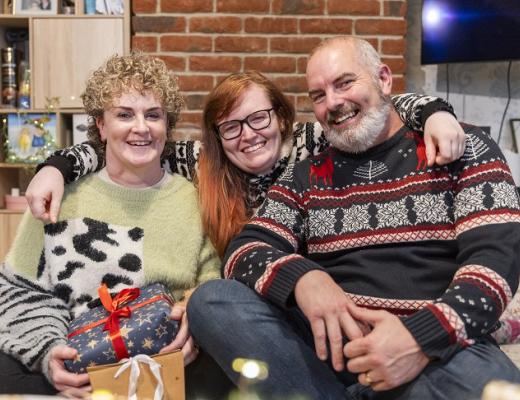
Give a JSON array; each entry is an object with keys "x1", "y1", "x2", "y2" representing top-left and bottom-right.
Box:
[{"x1": 65, "y1": 283, "x2": 179, "y2": 373}]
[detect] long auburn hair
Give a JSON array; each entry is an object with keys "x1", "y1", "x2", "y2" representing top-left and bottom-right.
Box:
[{"x1": 197, "y1": 71, "x2": 295, "y2": 257}]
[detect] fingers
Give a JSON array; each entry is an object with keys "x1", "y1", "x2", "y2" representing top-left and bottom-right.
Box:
[
  {"x1": 310, "y1": 318, "x2": 328, "y2": 362},
  {"x1": 423, "y1": 133, "x2": 436, "y2": 167},
  {"x1": 49, "y1": 189, "x2": 63, "y2": 224},
  {"x1": 169, "y1": 304, "x2": 185, "y2": 320},
  {"x1": 160, "y1": 309, "x2": 189, "y2": 353},
  {"x1": 324, "y1": 317, "x2": 345, "y2": 372},
  {"x1": 59, "y1": 385, "x2": 92, "y2": 399},
  {"x1": 51, "y1": 368, "x2": 90, "y2": 391},
  {"x1": 181, "y1": 337, "x2": 199, "y2": 366}
]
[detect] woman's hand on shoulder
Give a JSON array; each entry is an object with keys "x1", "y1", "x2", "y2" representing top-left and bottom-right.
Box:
[
  {"x1": 25, "y1": 166, "x2": 65, "y2": 223},
  {"x1": 423, "y1": 111, "x2": 466, "y2": 166},
  {"x1": 48, "y1": 344, "x2": 90, "y2": 398},
  {"x1": 160, "y1": 304, "x2": 199, "y2": 366}
]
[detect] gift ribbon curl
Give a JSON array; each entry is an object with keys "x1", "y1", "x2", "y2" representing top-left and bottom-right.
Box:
[
  {"x1": 114, "y1": 354, "x2": 164, "y2": 400},
  {"x1": 99, "y1": 284, "x2": 140, "y2": 360}
]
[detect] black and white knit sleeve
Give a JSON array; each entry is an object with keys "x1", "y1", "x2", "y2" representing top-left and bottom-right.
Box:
[
  {"x1": 161, "y1": 140, "x2": 202, "y2": 182},
  {"x1": 299, "y1": 93, "x2": 456, "y2": 157},
  {"x1": 223, "y1": 163, "x2": 323, "y2": 308},
  {"x1": 36, "y1": 140, "x2": 202, "y2": 184},
  {"x1": 391, "y1": 93, "x2": 455, "y2": 131},
  {"x1": 401, "y1": 125, "x2": 520, "y2": 361},
  {"x1": 0, "y1": 266, "x2": 70, "y2": 378}
]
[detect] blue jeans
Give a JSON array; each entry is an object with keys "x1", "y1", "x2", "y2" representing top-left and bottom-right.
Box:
[{"x1": 187, "y1": 279, "x2": 520, "y2": 400}]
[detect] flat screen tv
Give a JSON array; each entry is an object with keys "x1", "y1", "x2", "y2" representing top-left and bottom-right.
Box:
[{"x1": 421, "y1": 0, "x2": 520, "y2": 64}]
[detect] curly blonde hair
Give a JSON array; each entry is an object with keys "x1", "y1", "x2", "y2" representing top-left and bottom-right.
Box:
[{"x1": 82, "y1": 53, "x2": 184, "y2": 157}]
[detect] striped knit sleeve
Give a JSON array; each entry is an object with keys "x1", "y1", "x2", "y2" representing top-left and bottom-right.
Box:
[
  {"x1": 402, "y1": 125, "x2": 520, "y2": 361},
  {"x1": 223, "y1": 163, "x2": 323, "y2": 307},
  {"x1": 0, "y1": 266, "x2": 70, "y2": 377}
]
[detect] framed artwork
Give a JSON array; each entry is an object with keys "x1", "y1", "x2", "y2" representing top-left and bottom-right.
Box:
[
  {"x1": 510, "y1": 119, "x2": 520, "y2": 153},
  {"x1": 14, "y1": 0, "x2": 58, "y2": 14},
  {"x1": 5, "y1": 113, "x2": 57, "y2": 164}
]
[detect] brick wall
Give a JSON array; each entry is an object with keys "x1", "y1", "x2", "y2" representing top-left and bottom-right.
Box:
[{"x1": 131, "y1": 0, "x2": 408, "y2": 138}]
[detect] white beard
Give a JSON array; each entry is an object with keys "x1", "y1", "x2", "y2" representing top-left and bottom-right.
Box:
[{"x1": 325, "y1": 100, "x2": 392, "y2": 153}]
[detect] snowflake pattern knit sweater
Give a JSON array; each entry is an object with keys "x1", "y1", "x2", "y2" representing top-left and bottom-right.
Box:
[{"x1": 223, "y1": 124, "x2": 520, "y2": 361}]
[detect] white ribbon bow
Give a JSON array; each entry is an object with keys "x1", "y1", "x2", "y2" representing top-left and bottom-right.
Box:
[{"x1": 114, "y1": 354, "x2": 164, "y2": 400}]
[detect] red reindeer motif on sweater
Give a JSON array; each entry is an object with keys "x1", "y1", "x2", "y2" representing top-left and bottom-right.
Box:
[
  {"x1": 406, "y1": 131, "x2": 427, "y2": 170},
  {"x1": 310, "y1": 154, "x2": 334, "y2": 185}
]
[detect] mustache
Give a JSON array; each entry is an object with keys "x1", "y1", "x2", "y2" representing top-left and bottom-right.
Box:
[{"x1": 326, "y1": 105, "x2": 359, "y2": 124}]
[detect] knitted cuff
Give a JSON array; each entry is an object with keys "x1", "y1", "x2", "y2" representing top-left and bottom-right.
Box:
[
  {"x1": 265, "y1": 256, "x2": 323, "y2": 308},
  {"x1": 420, "y1": 100, "x2": 457, "y2": 128},
  {"x1": 401, "y1": 306, "x2": 460, "y2": 362},
  {"x1": 36, "y1": 155, "x2": 74, "y2": 184}
]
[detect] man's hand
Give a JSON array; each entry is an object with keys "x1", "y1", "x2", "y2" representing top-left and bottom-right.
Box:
[
  {"x1": 160, "y1": 304, "x2": 199, "y2": 365},
  {"x1": 47, "y1": 345, "x2": 90, "y2": 398},
  {"x1": 423, "y1": 111, "x2": 466, "y2": 166},
  {"x1": 25, "y1": 166, "x2": 65, "y2": 223},
  {"x1": 294, "y1": 270, "x2": 365, "y2": 372},
  {"x1": 344, "y1": 303, "x2": 430, "y2": 391}
]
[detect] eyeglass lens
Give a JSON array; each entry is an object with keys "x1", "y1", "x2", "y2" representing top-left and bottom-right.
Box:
[{"x1": 218, "y1": 109, "x2": 272, "y2": 139}]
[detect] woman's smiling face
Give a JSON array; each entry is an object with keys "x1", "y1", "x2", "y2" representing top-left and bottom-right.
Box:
[{"x1": 217, "y1": 84, "x2": 282, "y2": 176}]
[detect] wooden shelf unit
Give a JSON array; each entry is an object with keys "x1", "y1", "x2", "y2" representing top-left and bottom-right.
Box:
[{"x1": 0, "y1": 1, "x2": 130, "y2": 261}]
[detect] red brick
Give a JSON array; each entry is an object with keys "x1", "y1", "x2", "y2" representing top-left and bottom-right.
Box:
[
  {"x1": 273, "y1": 76, "x2": 308, "y2": 93},
  {"x1": 381, "y1": 39, "x2": 405, "y2": 55},
  {"x1": 382, "y1": 57, "x2": 406, "y2": 74},
  {"x1": 132, "y1": 36, "x2": 157, "y2": 52},
  {"x1": 297, "y1": 57, "x2": 308, "y2": 73},
  {"x1": 161, "y1": 0, "x2": 212, "y2": 13},
  {"x1": 355, "y1": 19, "x2": 406, "y2": 35},
  {"x1": 156, "y1": 55, "x2": 186, "y2": 71},
  {"x1": 217, "y1": 0, "x2": 269, "y2": 13},
  {"x1": 384, "y1": 1, "x2": 407, "y2": 17},
  {"x1": 178, "y1": 75, "x2": 214, "y2": 91},
  {"x1": 190, "y1": 56, "x2": 242, "y2": 72},
  {"x1": 132, "y1": 16, "x2": 186, "y2": 33},
  {"x1": 391, "y1": 76, "x2": 405, "y2": 93},
  {"x1": 299, "y1": 18, "x2": 353, "y2": 34},
  {"x1": 184, "y1": 94, "x2": 206, "y2": 110},
  {"x1": 215, "y1": 36, "x2": 268, "y2": 52},
  {"x1": 178, "y1": 111, "x2": 203, "y2": 127},
  {"x1": 245, "y1": 17, "x2": 297, "y2": 33},
  {"x1": 272, "y1": 0, "x2": 325, "y2": 15},
  {"x1": 133, "y1": 0, "x2": 156, "y2": 13},
  {"x1": 160, "y1": 35, "x2": 212, "y2": 52},
  {"x1": 244, "y1": 57, "x2": 296, "y2": 73},
  {"x1": 190, "y1": 17, "x2": 242, "y2": 33},
  {"x1": 328, "y1": 0, "x2": 380, "y2": 15},
  {"x1": 296, "y1": 95, "x2": 313, "y2": 112},
  {"x1": 295, "y1": 112, "x2": 315, "y2": 124},
  {"x1": 270, "y1": 37, "x2": 322, "y2": 54}
]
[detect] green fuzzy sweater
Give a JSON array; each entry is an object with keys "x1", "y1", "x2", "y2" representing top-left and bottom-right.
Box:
[{"x1": 1, "y1": 172, "x2": 219, "y2": 375}]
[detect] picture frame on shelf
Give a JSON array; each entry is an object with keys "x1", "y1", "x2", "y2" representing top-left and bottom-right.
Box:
[
  {"x1": 14, "y1": 0, "x2": 58, "y2": 14},
  {"x1": 72, "y1": 113, "x2": 89, "y2": 145},
  {"x1": 5, "y1": 113, "x2": 57, "y2": 164},
  {"x1": 511, "y1": 119, "x2": 520, "y2": 153}
]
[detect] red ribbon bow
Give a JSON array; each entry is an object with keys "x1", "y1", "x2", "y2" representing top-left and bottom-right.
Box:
[{"x1": 99, "y1": 284, "x2": 140, "y2": 360}]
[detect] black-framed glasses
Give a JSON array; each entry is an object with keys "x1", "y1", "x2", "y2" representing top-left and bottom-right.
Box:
[{"x1": 216, "y1": 108, "x2": 275, "y2": 140}]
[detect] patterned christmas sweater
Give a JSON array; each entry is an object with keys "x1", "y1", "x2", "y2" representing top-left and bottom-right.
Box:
[
  {"x1": 223, "y1": 124, "x2": 520, "y2": 361},
  {"x1": 0, "y1": 173, "x2": 219, "y2": 378},
  {"x1": 39, "y1": 94, "x2": 453, "y2": 208}
]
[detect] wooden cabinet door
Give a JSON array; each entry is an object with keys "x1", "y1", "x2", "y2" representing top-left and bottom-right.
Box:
[
  {"x1": 32, "y1": 18, "x2": 124, "y2": 109},
  {"x1": 0, "y1": 212, "x2": 24, "y2": 262}
]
